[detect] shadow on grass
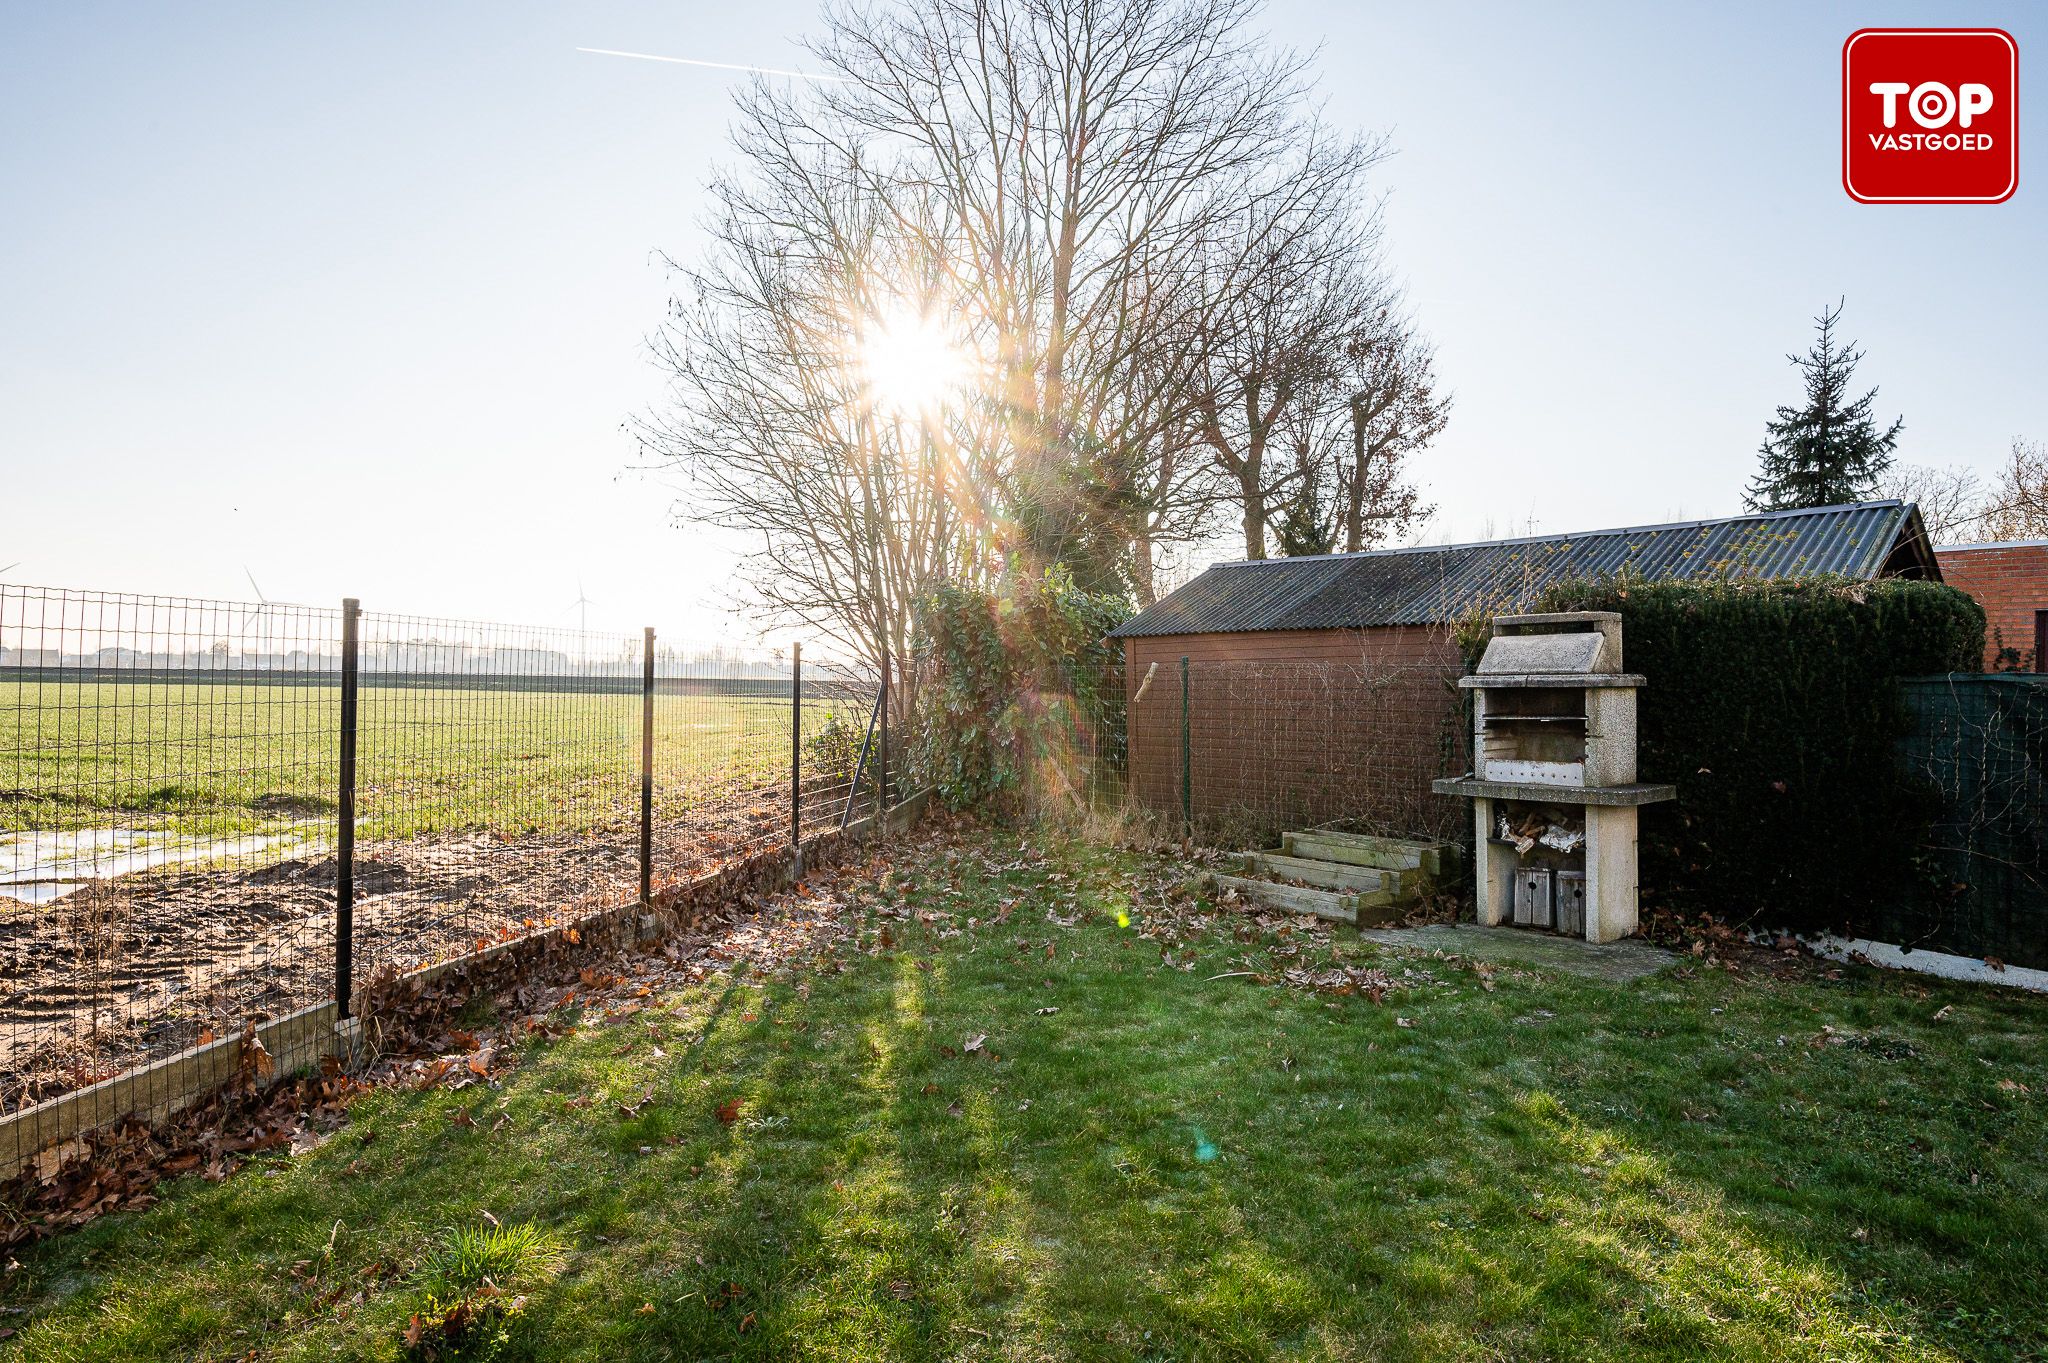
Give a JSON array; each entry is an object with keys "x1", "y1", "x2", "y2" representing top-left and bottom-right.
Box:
[
  {"x1": 527, "y1": 885, "x2": 2037, "y2": 1362},
  {"x1": 5, "y1": 833, "x2": 2044, "y2": 1362}
]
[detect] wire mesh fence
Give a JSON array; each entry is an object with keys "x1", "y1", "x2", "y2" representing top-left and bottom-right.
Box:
[
  {"x1": 0, "y1": 584, "x2": 889, "y2": 1117},
  {"x1": 1896, "y1": 673, "x2": 2048, "y2": 967},
  {"x1": 1104, "y1": 654, "x2": 1469, "y2": 847},
  {"x1": 977, "y1": 651, "x2": 1469, "y2": 848}
]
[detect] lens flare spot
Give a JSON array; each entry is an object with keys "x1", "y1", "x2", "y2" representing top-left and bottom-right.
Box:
[{"x1": 854, "y1": 305, "x2": 975, "y2": 418}]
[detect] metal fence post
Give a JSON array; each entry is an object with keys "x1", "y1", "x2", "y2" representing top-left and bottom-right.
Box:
[
  {"x1": 790, "y1": 642, "x2": 802, "y2": 870},
  {"x1": 640, "y1": 626, "x2": 654, "y2": 908},
  {"x1": 336, "y1": 598, "x2": 360, "y2": 1019},
  {"x1": 1180, "y1": 655, "x2": 1192, "y2": 836},
  {"x1": 877, "y1": 650, "x2": 890, "y2": 813}
]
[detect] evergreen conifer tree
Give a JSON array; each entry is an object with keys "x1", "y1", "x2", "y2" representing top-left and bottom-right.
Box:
[{"x1": 1745, "y1": 301, "x2": 1903, "y2": 511}]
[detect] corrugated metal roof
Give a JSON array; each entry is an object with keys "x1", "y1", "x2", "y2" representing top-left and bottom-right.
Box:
[{"x1": 1111, "y1": 501, "x2": 1932, "y2": 637}]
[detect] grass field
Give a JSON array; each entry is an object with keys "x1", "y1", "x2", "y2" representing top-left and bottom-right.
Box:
[
  {"x1": 4, "y1": 824, "x2": 2043, "y2": 1361},
  {"x1": 0, "y1": 680, "x2": 862, "y2": 844}
]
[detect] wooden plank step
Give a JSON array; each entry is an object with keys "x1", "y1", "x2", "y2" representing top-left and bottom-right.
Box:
[
  {"x1": 1353, "y1": 896, "x2": 1409, "y2": 929},
  {"x1": 1209, "y1": 873, "x2": 1386, "y2": 925},
  {"x1": 1247, "y1": 852, "x2": 1404, "y2": 898},
  {"x1": 1282, "y1": 831, "x2": 1455, "y2": 876}
]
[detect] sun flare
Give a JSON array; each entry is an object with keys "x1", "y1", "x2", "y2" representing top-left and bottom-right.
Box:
[{"x1": 855, "y1": 307, "x2": 974, "y2": 418}]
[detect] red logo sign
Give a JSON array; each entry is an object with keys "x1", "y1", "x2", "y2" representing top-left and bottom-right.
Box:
[{"x1": 1843, "y1": 28, "x2": 2017, "y2": 203}]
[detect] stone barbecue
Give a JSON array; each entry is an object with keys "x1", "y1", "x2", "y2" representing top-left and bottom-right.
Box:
[{"x1": 1432, "y1": 611, "x2": 1676, "y2": 943}]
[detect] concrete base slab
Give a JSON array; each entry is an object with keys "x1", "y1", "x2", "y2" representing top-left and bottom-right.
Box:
[{"x1": 1356, "y1": 922, "x2": 1676, "y2": 982}]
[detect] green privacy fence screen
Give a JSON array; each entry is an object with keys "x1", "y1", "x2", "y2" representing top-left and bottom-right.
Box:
[{"x1": 1894, "y1": 674, "x2": 2048, "y2": 969}]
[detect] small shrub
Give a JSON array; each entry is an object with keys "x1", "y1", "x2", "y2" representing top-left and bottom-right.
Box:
[{"x1": 804, "y1": 710, "x2": 865, "y2": 789}]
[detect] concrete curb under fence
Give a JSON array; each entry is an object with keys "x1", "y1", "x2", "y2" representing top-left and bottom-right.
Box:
[{"x1": 0, "y1": 790, "x2": 931, "y2": 1179}]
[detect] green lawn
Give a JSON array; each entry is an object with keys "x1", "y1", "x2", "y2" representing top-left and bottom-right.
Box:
[
  {"x1": 3, "y1": 824, "x2": 2043, "y2": 1361},
  {"x1": 0, "y1": 680, "x2": 851, "y2": 843}
]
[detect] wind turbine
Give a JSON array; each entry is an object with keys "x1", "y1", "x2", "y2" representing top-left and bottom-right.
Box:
[
  {"x1": 566, "y1": 579, "x2": 595, "y2": 661},
  {"x1": 241, "y1": 567, "x2": 274, "y2": 669}
]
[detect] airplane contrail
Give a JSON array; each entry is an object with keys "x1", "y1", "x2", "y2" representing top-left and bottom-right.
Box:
[{"x1": 576, "y1": 47, "x2": 850, "y2": 83}]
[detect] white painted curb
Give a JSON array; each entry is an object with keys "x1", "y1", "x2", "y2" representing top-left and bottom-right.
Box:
[{"x1": 1790, "y1": 932, "x2": 2048, "y2": 995}]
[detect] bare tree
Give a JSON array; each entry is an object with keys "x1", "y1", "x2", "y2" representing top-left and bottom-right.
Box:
[
  {"x1": 650, "y1": 0, "x2": 1422, "y2": 644},
  {"x1": 1981, "y1": 438, "x2": 2048, "y2": 540},
  {"x1": 1186, "y1": 169, "x2": 1393, "y2": 560},
  {"x1": 1875, "y1": 462, "x2": 1987, "y2": 544},
  {"x1": 1229, "y1": 302, "x2": 1443, "y2": 560},
  {"x1": 1337, "y1": 309, "x2": 1446, "y2": 552},
  {"x1": 643, "y1": 125, "x2": 985, "y2": 715},
  {"x1": 1129, "y1": 423, "x2": 1223, "y2": 603},
  {"x1": 806, "y1": 0, "x2": 1369, "y2": 581}
]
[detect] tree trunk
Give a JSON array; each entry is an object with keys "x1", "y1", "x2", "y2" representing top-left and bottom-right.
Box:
[
  {"x1": 1345, "y1": 394, "x2": 1367, "y2": 553},
  {"x1": 1133, "y1": 531, "x2": 1158, "y2": 606},
  {"x1": 1239, "y1": 459, "x2": 1266, "y2": 560}
]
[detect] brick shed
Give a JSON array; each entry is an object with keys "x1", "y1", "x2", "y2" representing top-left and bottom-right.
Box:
[
  {"x1": 1109, "y1": 500, "x2": 1939, "y2": 840},
  {"x1": 1933, "y1": 540, "x2": 2048, "y2": 671}
]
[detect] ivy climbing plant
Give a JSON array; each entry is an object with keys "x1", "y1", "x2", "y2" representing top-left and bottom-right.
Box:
[{"x1": 910, "y1": 566, "x2": 1131, "y2": 817}]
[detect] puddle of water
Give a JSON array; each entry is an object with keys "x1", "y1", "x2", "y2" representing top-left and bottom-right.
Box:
[{"x1": 0, "y1": 827, "x2": 317, "y2": 906}]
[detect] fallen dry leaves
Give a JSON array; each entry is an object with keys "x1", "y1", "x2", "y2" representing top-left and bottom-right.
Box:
[
  {"x1": 0, "y1": 816, "x2": 1465, "y2": 1258},
  {"x1": 0, "y1": 826, "x2": 898, "y2": 1252}
]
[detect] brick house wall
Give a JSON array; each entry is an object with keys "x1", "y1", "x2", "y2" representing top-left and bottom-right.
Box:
[
  {"x1": 1934, "y1": 542, "x2": 2048, "y2": 671},
  {"x1": 1121, "y1": 626, "x2": 1467, "y2": 842}
]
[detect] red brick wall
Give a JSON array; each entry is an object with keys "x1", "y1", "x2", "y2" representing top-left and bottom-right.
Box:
[
  {"x1": 1934, "y1": 543, "x2": 2048, "y2": 671},
  {"x1": 1121, "y1": 627, "x2": 1467, "y2": 842}
]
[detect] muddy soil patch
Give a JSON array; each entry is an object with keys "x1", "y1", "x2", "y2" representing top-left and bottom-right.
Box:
[{"x1": 0, "y1": 789, "x2": 809, "y2": 1110}]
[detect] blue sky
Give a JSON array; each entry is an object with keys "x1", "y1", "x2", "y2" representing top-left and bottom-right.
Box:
[{"x1": 2, "y1": 1, "x2": 2042, "y2": 641}]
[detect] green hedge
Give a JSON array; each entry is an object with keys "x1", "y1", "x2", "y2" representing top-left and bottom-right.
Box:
[
  {"x1": 910, "y1": 567, "x2": 1130, "y2": 817},
  {"x1": 1499, "y1": 576, "x2": 1985, "y2": 933}
]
